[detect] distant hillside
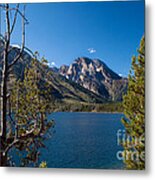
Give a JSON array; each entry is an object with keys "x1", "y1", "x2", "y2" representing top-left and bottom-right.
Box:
[
  {"x1": 0, "y1": 39, "x2": 106, "y2": 105},
  {"x1": 0, "y1": 39, "x2": 128, "y2": 112}
]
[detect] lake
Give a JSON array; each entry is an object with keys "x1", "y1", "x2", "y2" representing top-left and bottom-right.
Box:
[{"x1": 40, "y1": 112, "x2": 125, "y2": 169}]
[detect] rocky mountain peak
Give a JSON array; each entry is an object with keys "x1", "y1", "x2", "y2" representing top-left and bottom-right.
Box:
[
  {"x1": 59, "y1": 65, "x2": 69, "y2": 75},
  {"x1": 59, "y1": 57, "x2": 127, "y2": 101}
]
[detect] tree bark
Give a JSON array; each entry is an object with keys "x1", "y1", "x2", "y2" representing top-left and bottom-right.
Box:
[
  {"x1": 0, "y1": 38, "x2": 9, "y2": 166},
  {"x1": 0, "y1": 4, "x2": 10, "y2": 166},
  {"x1": 0, "y1": 4, "x2": 27, "y2": 166}
]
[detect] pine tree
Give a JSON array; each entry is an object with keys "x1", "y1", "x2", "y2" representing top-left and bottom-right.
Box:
[
  {"x1": 8, "y1": 56, "x2": 54, "y2": 166},
  {"x1": 122, "y1": 36, "x2": 145, "y2": 170},
  {"x1": 0, "y1": 4, "x2": 54, "y2": 166}
]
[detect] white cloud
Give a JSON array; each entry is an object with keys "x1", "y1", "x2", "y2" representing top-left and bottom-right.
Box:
[
  {"x1": 88, "y1": 48, "x2": 96, "y2": 54},
  {"x1": 51, "y1": 62, "x2": 56, "y2": 66},
  {"x1": 47, "y1": 61, "x2": 56, "y2": 67}
]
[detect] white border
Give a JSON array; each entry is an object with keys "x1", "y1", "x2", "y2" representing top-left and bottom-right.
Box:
[{"x1": 1, "y1": 0, "x2": 154, "y2": 179}]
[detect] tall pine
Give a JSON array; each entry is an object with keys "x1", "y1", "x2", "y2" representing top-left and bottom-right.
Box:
[
  {"x1": 122, "y1": 36, "x2": 145, "y2": 170},
  {"x1": 8, "y1": 56, "x2": 54, "y2": 166}
]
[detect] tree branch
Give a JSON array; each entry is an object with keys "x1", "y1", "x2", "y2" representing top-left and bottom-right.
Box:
[
  {"x1": 6, "y1": 4, "x2": 11, "y2": 39},
  {"x1": 3, "y1": 139, "x2": 19, "y2": 155},
  {"x1": 8, "y1": 7, "x2": 28, "y2": 23},
  {"x1": 4, "y1": 113, "x2": 45, "y2": 155},
  {"x1": 0, "y1": 4, "x2": 11, "y2": 137},
  {"x1": 10, "y1": 4, "x2": 20, "y2": 34},
  {"x1": 8, "y1": 5, "x2": 26, "y2": 69}
]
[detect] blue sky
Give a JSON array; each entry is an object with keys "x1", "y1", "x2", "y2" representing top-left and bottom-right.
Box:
[{"x1": 2, "y1": 1, "x2": 144, "y2": 76}]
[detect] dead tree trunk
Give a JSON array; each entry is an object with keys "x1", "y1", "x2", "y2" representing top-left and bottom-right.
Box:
[
  {"x1": 0, "y1": 4, "x2": 10, "y2": 166},
  {"x1": 0, "y1": 48, "x2": 9, "y2": 166},
  {"x1": 0, "y1": 4, "x2": 26, "y2": 166}
]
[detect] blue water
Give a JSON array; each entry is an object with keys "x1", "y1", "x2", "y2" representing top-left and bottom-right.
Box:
[{"x1": 40, "y1": 112, "x2": 125, "y2": 169}]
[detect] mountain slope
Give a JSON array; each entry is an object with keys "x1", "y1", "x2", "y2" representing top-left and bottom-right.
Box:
[
  {"x1": 59, "y1": 57, "x2": 128, "y2": 101},
  {"x1": 0, "y1": 37, "x2": 128, "y2": 104},
  {"x1": 0, "y1": 40, "x2": 106, "y2": 104}
]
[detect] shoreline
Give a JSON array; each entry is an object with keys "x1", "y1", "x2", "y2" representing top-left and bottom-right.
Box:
[{"x1": 52, "y1": 111, "x2": 124, "y2": 114}]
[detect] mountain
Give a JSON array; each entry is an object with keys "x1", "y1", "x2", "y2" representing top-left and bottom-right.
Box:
[
  {"x1": 0, "y1": 37, "x2": 128, "y2": 108},
  {"x1": 0, "y1": 39, "x2": 106, "y2": 105},
  {"x1": 59, "y1": 57, "x2": 128, "y2": 101}
]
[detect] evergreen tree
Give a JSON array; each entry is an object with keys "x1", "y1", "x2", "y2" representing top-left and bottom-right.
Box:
[
  {"x1": 0, "y1": 4, "x2": 54, "y2": 167},
  {"x1": 122, "y1": 36, "x2": 145, "y2": 170},
  {"x1": 8, "y1": 56, "x2": 54, "y2": 166}
]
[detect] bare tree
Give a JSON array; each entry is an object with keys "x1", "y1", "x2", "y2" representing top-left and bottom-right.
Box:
[
  {"x1": 0, "y1": 3, "x2": 27, "y2": 166},
  {"x1": 0, "y1": 4, "x2": 54, "y2": 167}
]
